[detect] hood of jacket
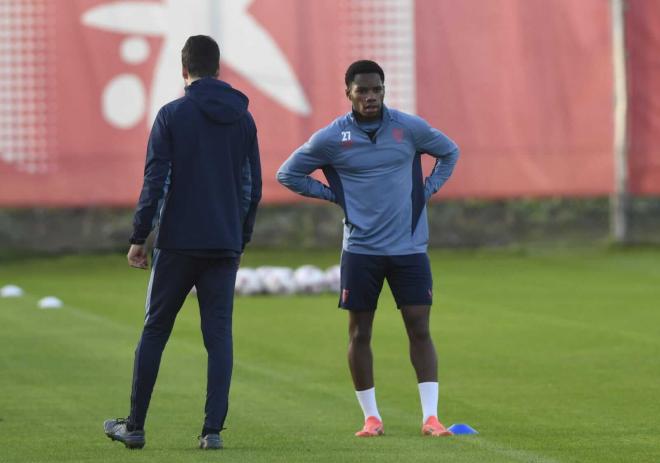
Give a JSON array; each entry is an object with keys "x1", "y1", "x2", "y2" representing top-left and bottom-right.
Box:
[{"x1": 185, "y1": 77, "x2": 249, "y2": 124}]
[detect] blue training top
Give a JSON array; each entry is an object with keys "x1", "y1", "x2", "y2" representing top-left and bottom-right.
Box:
[{"x1": 276, "y1": 106, "x2": 459, "y2": 255}]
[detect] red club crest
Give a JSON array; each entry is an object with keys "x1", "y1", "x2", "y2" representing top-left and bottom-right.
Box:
[{"x1": 392, "y1": 127, "x2": 404, "y2": 142}]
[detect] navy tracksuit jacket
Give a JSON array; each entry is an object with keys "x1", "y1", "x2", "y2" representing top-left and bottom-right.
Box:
[{"x1": 127, "y1": 77, "x2": 261, "y2": 433}]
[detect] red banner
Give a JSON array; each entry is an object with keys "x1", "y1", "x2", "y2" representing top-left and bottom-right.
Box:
[
  {"x1": 626, "y1": 0, "x2": 660, "y2": 195},
  {"x1": 0, "y1": 0, "x2": 653, "y2": 206}
]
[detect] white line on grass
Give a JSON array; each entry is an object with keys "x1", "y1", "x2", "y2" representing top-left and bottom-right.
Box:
[{"x1": 7, "y1": 292, "x2": 136, "y2": 334}]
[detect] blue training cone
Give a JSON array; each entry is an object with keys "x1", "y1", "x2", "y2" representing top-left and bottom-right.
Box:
[{"x1": 448, "y1": 423, "x2": 478, "y2": 435}]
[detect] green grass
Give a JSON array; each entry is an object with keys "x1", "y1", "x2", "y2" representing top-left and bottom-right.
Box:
[{"x1": 1, "y1": 248, "x2": 659, "y2": 462}]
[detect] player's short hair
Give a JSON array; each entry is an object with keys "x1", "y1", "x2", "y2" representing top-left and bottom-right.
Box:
[
  {"x1": 181, "y1": 35, "x2": 220, "y2": 78},
  {"x1": 345, "y1": 60, "x2": 385, "y2": 87}
]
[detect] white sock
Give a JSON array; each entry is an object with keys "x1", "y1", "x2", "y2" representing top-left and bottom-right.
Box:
[
  {"x1": 418, "y1": 382, "x2": 439, "y2": 423},
  {"x1": 355, "y1": 387, "x2": 381, "y2": 421}
]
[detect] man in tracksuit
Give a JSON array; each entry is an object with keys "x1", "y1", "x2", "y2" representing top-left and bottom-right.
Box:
[
  {"x1": 104, "y1": 35, "x2": 261, "y2": 450},
  {"x1": 277, "y1": 60, "x2": 459, "y2": 437}
]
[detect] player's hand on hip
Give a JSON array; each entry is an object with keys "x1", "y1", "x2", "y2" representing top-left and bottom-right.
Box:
[{"x1": 127, "y1": 244, "x2": 149, "y2": 269}]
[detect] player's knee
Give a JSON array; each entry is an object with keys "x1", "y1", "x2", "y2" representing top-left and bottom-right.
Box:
[
  {"x1": 408, "y1": 325, "x2": 431, "y2": 344},
  {"x1": 349, "y1": 326, "x2": 372, "y2": 345},
  {"x1": 201, "y1": 327, "x2": 232, "y2": 351},
  {"x1": 142, "y1": 319, "x2": 175, "y2": 339}
]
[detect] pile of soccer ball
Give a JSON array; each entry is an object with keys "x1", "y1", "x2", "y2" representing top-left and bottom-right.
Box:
[{"x1": 234, "y1": 265, "x2": 340, "y2": 296}]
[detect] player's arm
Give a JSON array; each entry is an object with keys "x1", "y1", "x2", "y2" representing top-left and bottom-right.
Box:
[
  {"x1": 276, "y1": 131, "x2": 337, "y2": 203},
  {"x1": 129, "y1": 107, "x2": 173, "y2": 264},
  {"x1": 412, "y1": 118, "x2": 460, "y2": 201},
  {"x1": 240, "y1": 124, "x2": 262, "y2": 251}
]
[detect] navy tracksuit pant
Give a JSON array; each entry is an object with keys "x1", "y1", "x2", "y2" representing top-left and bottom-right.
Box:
[{"x1": 128, "y1": 249, "x2": 239, "y2": 432}]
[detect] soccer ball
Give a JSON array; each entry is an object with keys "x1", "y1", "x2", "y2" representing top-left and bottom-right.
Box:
[
  {"x1": 324, "y1": 265, "x2": 341, "y2": 293},
  {"x1": 257, "y1": 266, "x2": 297, "y2": 295},
  {"x1": 235, "y1": 267, "x2": 263, "y2": 295},
  {"x1": 293, "y1": 265, "x2": 327, "y2": 294}
]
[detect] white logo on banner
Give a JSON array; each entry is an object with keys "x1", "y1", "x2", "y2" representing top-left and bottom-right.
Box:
[
  {"x1": 82, "y1": 0, "x2": 311, "y2": 130},
  {"x1": 0, "y1": 1, "x2": 56, "y2": 174}
]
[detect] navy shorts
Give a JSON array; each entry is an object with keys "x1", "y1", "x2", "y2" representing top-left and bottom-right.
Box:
[{"x1": 338, "y1": 251, "x2": 433, "y2": 311}]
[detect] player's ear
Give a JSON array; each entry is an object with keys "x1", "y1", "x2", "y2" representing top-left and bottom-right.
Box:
[
  {"x1": 345, "y1": 86, "x2": 351, "y2": 100},
  {"x1": 182, "y1": 66, "x2": 189, "y2": 80}
]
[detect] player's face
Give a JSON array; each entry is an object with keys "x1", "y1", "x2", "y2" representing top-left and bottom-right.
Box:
[{"x1": 346, "y1": 73, "x2": 385, "y2": 122}]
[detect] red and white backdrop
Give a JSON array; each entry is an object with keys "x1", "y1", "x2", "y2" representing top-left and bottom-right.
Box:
[{"x1": 0, "y1": 0, "x2": 658, "y2": 206}]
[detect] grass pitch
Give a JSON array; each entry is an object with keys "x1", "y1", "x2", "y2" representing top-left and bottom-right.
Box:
[{"x1": 0, "y1": 247, "x2": 659, "y2": 462}]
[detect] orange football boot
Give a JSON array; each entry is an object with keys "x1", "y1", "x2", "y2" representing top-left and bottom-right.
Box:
[
  {"x1": 355, "y1": 416, "x2": 384, "y2": 437},
  {"x1": 422, "y1": 416, "x2": 453, "y2": 436}
]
